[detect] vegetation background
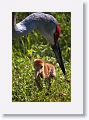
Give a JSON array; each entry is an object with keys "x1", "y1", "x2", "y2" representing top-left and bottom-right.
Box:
[{"x1": 12, "y1": 12, "x2": 71, "y2": 102}]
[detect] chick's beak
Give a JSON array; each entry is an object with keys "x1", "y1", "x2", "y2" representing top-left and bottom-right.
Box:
[{"x1": 52, "y1": 41, "x2": 65, "y2": 75}]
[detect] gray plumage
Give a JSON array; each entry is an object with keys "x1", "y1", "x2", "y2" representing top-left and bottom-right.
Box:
[{"x1": 13, "y1": 12, "x2": 59, "y2": 45}]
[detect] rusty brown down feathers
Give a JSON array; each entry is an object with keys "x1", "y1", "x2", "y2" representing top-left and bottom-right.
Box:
[{"x1": 34, "y1": 59, "x2": 56, "y2": 79}]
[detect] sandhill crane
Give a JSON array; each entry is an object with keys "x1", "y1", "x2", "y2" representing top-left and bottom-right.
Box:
[
  {"x1": 12, "y1": 12, "x2": 65, "y2": 75},
  {"x1": 34, "y1": 59, "x2": 56, "y2": 79},
  {"x1": 34, "y1": 59, "x2": 56, "y2": 90}
]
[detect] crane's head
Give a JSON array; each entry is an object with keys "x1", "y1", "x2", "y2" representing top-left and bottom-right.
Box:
[
  {"x1": 34, "y1": 59, "x2": 44, "y2": 78},
  {"x1": 52, "y1": 24, "x2": 65, "y2": 75},
  {"x1": 54, "y1": 24, "x2": 61, "y2": 41}
]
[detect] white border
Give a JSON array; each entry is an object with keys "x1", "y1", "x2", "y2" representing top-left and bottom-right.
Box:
[{"x1": 0, "y1": 0, "x2": 83, "y2": 114}]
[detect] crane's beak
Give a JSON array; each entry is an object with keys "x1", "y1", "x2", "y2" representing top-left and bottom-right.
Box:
[{"x1": 52, "y1": 41, "x2": 65, "y2": 75}]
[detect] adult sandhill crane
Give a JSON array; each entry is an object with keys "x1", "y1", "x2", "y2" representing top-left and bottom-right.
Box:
[{"x1": 12, "y1": 12, "x2": 65, "y2": 75}]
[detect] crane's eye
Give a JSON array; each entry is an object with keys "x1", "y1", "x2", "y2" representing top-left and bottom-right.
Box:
[{"x1": 40, "y1": 66, "x2": 43, "y2": 69}]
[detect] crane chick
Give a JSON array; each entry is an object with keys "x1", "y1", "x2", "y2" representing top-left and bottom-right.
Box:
[{"x1": 34, "y1": 59, "x2": 56, "y2": 90}]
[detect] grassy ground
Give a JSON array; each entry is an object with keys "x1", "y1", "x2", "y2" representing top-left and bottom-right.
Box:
[{"x1": 12, "y1": 43, "x2": 71, "y2": 102}]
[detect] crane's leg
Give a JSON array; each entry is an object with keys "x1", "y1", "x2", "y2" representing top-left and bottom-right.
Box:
[{"x1": 35, "y1": 77, "x2": 42, "y2": 90}]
